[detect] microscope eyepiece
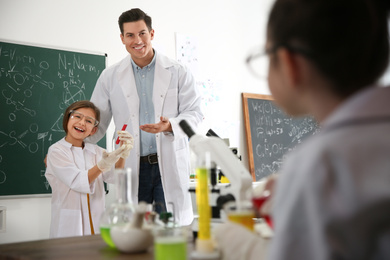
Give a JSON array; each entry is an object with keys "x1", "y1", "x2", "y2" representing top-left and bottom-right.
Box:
[{"x1": 179, "y1": 120, "x2": 195, "y2": 138}]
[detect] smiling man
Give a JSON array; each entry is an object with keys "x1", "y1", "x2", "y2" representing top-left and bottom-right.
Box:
[{"x1": 89, "y1": 8, "x2": 203, "y2": 226}]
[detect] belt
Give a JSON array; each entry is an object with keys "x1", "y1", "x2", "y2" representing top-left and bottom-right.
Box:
[{"x1": 140, "y1": 153, "x2": 158, "y2": 164}]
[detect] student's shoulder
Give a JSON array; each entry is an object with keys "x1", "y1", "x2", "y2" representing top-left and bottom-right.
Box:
[
  {"x1": 48, "y1": 138, "x2": 67, "y2": 150},
  {"x1": 47, "y1": 138, "x2": 72, "y2": 160}
]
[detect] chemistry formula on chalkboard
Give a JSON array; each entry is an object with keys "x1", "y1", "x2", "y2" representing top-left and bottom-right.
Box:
[
  {"x1": 0, "y1": 41, "x2": 106, "y2": 196},
  {"x1": 243, "y1": 93, "x2": 319, "y2": 181}
]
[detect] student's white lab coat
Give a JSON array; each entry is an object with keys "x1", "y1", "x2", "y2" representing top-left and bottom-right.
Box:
[
  {"x1": 89, "y1": 52, "x2": 203, "y2": 226},
  {"x1": 45, "y1": 138, "x2": 115, "y2": 238},
  {"x1": 214, "y1": 86, "x2": 390, "y2": 260},
  {"x1": 270, "y1": 86, "x2": 390, "y2": 260}
]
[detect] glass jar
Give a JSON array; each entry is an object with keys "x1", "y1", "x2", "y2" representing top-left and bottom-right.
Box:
[
  {"x1": 154, "y1": 227, "x2": 188, "y2": 260},
  {"x1": 100, "y1": 168, "x2": 135, "y2": 248}
]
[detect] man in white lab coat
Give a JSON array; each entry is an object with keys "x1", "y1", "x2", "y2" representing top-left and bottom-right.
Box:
[{"x1": 89, "y1": 8, "x2": 203, "y2": 226}]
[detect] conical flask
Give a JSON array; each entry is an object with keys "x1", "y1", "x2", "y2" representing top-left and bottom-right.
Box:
[{"x1": 100, "y1": 168, "x2": 135, "y2": 248}]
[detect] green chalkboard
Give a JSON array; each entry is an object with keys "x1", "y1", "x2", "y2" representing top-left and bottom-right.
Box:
[
  {"x1": 0, "y1": 41, "x2": 106, "y2": 196},
  {"x1": 242, "y1": 93, "x2": 320, "y2": 181}
]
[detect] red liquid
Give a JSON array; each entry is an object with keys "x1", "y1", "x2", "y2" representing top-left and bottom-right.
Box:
[
  {"x1": 252, "y1": 196, "x2": 273, "y2": 229},
  {"x1": 116, "y1": 124, "x2": 128, "y2": 144}
]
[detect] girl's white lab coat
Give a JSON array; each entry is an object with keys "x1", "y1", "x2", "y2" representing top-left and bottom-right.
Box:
[
  {"x1": 89, "y1": 52, "x2": 203, "y2": 226},
  {"x1": 45, "y1": 138, "x2": 115, "y2": 238}
]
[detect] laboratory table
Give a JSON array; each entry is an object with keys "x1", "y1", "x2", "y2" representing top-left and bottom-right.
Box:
[{"x1": 0, "y1": 234, "x2": 195, "y2": 260}]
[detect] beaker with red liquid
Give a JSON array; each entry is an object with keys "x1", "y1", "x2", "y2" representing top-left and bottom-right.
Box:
[{"x1": 252, "y1": 192, "x2": 273, "y2": 229}]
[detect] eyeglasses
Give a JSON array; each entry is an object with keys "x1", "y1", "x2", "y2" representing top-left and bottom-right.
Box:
[
  {"x1": 246, "y1": 44, "x2": 313, "y2": 79},
  {"x1": 246, "y1": 46, "x2": 276, "y2": 79},
  {"x1": 69, "y1": 110, "x2": 99, "y2": 127}
]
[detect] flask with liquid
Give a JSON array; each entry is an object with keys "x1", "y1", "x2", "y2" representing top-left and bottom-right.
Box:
[
  {"x1": 252, "y1": 190, "x2": 273, "y2": 229},
  {"x1": 99, "y1": 168, "x2": 135, "y2": 248},
  {"x1": 224, "y1": 200, "x2": 255, "y2": 231}
]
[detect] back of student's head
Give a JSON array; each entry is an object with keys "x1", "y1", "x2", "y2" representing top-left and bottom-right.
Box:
[
  {"x1": 267, "y1": 0, "x2": 390, "y2": 98},
  {"x1": 118, "y1": 8, "x2": 152, "y2": 35},
  {"x1": 63, "y1": 100, "x2": 100, "y2": 134}
]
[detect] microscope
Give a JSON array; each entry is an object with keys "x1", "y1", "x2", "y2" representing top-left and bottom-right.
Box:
[
  {"x1": 206, "y1": 128, "x2": 241, "y2": 185},
  {"x1": 180, "y1": 120, "x2": 253, "y2": 222}
]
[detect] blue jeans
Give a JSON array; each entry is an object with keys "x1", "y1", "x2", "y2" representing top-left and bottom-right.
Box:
[{"x1": 138, "y1": 162, "x2": 167, "y2": 214}]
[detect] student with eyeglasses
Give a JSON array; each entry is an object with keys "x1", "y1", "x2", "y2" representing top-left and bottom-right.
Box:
[
  {"x1": 45, "y1": 100, "x2": 133, "y2": 238},
  {"x1": 214, "y1": 0, "x2": 390, "y2": 259}
]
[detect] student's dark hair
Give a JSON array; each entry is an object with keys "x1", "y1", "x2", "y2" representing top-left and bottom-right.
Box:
[
  {"x1": 118, "y1": 8, "x2": 152, "y2": 35},
  {"x1": 63, "y1": 100, "x2": 100, "y2": 134},
  {"x1": 267, "y1": 0, "x2": 390, "y2": 98}
]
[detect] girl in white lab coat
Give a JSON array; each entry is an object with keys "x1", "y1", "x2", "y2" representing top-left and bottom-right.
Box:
[
  {"x1": 215, "y1": 0, "x2": 390, "y2": 259},
  {"x1": 45, "y1": 100, "x2": 133, "y2": 238}
]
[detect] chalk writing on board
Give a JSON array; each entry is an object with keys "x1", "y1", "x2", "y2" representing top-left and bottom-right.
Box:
[
  {"x1": 0, "y1": 41, "x2": 105, "y2": 196},
  {"x1": 243, "y1": 93, "x2": 319, "y2": 181},
  {"x1": 0, "y1": 155, "x2": 4, "y2": 184}
]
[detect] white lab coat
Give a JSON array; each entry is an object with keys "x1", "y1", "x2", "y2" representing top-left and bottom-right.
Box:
[
  {"x1": 214, "y1": 86, "x2": 390, "y2": 260},
  {"x1": 89, "y1": 52, "x2": 203, "y2": 226},
  {"x1": 45, "y1": 138, "x2": 116, "y2": 238},
  {"x1": 269, "y1": 86, "x2": 390, "y2": 260}
]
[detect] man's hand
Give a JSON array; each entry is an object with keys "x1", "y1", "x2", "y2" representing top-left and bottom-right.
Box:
[{"x1": 140, "y1": 116, "x2": 172, "y2": 134}]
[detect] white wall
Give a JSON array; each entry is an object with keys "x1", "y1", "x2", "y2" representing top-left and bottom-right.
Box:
[
  {"x1": 0, "y1": 0, "x2": 274, "y2": 244},
  {"x1": 0, "y1": 196, "x2": 51, "y2": 243}
]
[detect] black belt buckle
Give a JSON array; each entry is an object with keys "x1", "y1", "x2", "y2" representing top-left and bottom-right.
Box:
[{"x1": 147, "y1": 154, "x2": 158, "y2": 164}]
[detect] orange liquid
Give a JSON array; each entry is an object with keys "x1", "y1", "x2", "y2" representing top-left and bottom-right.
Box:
[{"x1": 227, "y1": 212, "x2": 255, "y2": 231}]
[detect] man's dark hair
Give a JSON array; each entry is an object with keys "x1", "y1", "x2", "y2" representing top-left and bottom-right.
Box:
[{"x1": 118, "y1": 8, "x2": 152, "y2": 35}]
